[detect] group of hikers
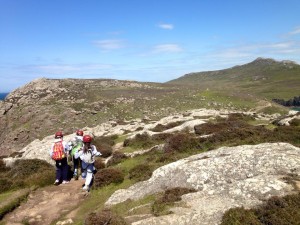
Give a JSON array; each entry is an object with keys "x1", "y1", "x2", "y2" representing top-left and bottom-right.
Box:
[{"x1": 49, "y1": 129, "x2": 102, "y2": 192}]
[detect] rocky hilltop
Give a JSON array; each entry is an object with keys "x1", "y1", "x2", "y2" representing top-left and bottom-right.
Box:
[{"x1": 0, "y1": 78, "x2": 184, "y2": 156}]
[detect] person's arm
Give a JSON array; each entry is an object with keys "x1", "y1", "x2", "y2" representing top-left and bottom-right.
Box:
[
  {"x1": 92, "y1": 145, "x2": 102, "y2": 156},
  {"x1": 49, "y1": 143, "x2": 54, "y2": 158}
]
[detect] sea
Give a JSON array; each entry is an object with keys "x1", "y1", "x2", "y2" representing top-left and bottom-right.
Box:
[
  {"x1": 292, "y1": 107, "x2": 300, "y2": 112},
  {"x1": 0, "y1": 93, "x2": 9, "y2": 100}
]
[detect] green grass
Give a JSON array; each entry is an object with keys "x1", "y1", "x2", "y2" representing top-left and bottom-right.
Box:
[{"x1": 0, "y1": 189, "x2": 30, "y2": 220}]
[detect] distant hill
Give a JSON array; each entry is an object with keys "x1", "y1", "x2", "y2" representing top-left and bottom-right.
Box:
[
  {"x1": 167, "y1": 57, "x2": 300, "y2": 100},
  {"x1": 0, "y1": 58, "x2": 295, "y2": 156}
]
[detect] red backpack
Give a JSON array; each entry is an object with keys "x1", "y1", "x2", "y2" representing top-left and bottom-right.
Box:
[{"x1": 51, "y1": 141, "x2": 65, "y2": 160}]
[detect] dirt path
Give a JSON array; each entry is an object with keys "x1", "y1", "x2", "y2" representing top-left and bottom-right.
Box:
[{"x1": 2, "y1": 178, "x2": 87, "y2": 225}]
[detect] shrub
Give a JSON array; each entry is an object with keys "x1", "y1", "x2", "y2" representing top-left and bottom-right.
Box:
[
  {"x1": 2, "y1": 159, "x2": 55, "y2": 189},
  {"x1": 93, "y1": 136, "x2": 114, "y2": 158},
  {"x1": 256, "y1": 194, "x2": 300, "y2": 225},
  {"x1": 221, "y1": 193, "x2": 300, "y2": 225},
  {"x1": 98, "y1": 143, "x2": 113, "y2": 158},
  {"x1": 123, "y1": 133, "x2": 156, "y2": 149},
  {"x1": 0, "y1": 178, "x2": 13, "y2": 193},
  {"x1": 106, "y1": 152, "x2": 128, "y2": 167},
  {"x1": 93, "y1": 136, "x2": 115, "y2": 147},
  {"x1": 94, "y1": 168, "x2": 124, "y2": 188},
  {"x1": 128, "y1": 164, "x2": 153, "y2": 182},
  {"x1": 163, "y1": 133, "x2": 200, "y2": 153},
  {"x1": 152, "y1": 187, "x2": 196, "y2": 216},
  {"x1": 84, "y1": 209, "x2": 128, "y2": 225},
  {"x1": 24, "y1": 169, "x2": 55, "y2": 187},
  {"x1": 8, "y1": 159, "x2": 54, "y2": 179},
  {"x1": 0, "y1": 159, "x2": 9, "y2": 173},
  {"x1": 150, "y1": 121, "x2": 184, "y2": 132},
  {"x1": 290, "y1": 118, "x2": 300, "y2": 126},
  {"x1": 162, "y1": 187, "x2": 196, "y2": 203},
  {"x1": 221, "y1": 207, "x2": 261, "y2": 225},
  {"x1": 94, "y1": 158, "x2": 106, "y2": 170}
]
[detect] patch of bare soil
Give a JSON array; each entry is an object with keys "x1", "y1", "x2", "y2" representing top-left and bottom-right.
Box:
[{"x1": 2, "y1": 179, "x2": 87, "y2": 225}]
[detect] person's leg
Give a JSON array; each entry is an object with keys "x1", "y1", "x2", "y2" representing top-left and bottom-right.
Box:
[
  {"x1": 81, "y1": 161, "x2": 87, "y2": 179},
  {"x1": 78, "y1": 158, "x2": 82, "y2": 177},
  {"x1": 73, "y1": 156, "x2": 79, "y2": 180},
  {"x1": 83, "y1": 164, "x2": 95, "y2": 191},
  {"x1": 61, "y1": 158, "x2": 69, "y2": 183},
  {"x1": 55, "y1": 161, "x2": 62, "y2": 185}
]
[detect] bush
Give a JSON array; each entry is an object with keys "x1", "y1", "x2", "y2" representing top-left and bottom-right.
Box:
[
  {"x1": 123, "y1": 133, "x2": 156, "y2": 149},
  {"x1": 1, "y1": 159, "x2": 55, "y2": 189},
  {"x1": 84, "y1": 209, "x2": 128, "y2": 225},
  {"x1": 152, "y1": 187, "x2": 196, "y2": 216},
  {"x1": 94, "y1": 158, "x2": 106, "y2": 170},
  {"x1": 93, "y1": 136, "x2": 115, "y2": 147},
  {"x1": 24, "y1": 169, "x2": 55, "y2": 187},
  {"x1": 256, "y1": 194, "x2": 300, "y2": 225},
  {"x1": 163, "y1": 133, "x2": 200, "y2": 153},
  {"x1": 106, "y1": 152, "x2": 128, "y2": 167},
  {"x1": 221, "y1": 207, "x2": 261, "y2": 225},
  {"x1": 8, "y1": 159, "x2": 54, "y2": 179},
  {"x1": 162, "y1": 187, "x2": 196, "y2": 203},
  {"x1": 128, "y1": 164, "x2": 153, "y2": 182},
  {"x1": 150, "y1": 121, "x2": 184, "y2": 132},
  {"x1": 221, "y1": 193, "x2": 300, "y2": 225},
  {"x1": 290, "y1": 118, "x2": 300, "y2": 126},
  {"x1": 98, "y1": 143, "x2": 113, "y2": 158},
  {"x1": 0, "y1": 159, "x2": 9, "y2": 173},
  {"x1": 93, "y1": 136, "x2": 114, "y2": 158},
  {"x1": 0, "y1": 178, "x2": 13, "y2": 193},
  {"x1": 94, "y1": 168, "x2": 124, "y2": 188}
]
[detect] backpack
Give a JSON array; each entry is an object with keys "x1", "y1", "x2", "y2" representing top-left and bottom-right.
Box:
[
  {"x1": 52, "y1": 141, "x2": 65, "y2": 160},
  {"x1": 70, "y1": 137, "x2": 83, "y2": 156}
]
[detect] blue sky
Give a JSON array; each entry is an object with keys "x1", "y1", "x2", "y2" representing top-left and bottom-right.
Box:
[{"x1": 1, "y1": 0, "x2": 300, "y2": 92}]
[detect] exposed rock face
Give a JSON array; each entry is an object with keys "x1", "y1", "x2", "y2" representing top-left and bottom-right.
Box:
[
  {"x1": 3, "y1": 108, "x2": 276, "y2": 167},
  {"x1": 105, "y1": 143, "x2": 300, "y2": 225}
]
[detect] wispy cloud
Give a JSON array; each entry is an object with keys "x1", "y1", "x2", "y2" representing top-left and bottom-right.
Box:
[
  {"x1": 18, "y1": 63, "x2": 113, "y2": 75},
  {"x1": 288, "y1": 27, "x2": 300, "y2": 36},
  {"x1": 158, "y1": 23, "x2": 174, "y2": 30},
  {"x1": 152, "y1": 44, "x2": 183, "y2": 53},
  {"x1": 92, "y1": 39, "x2": 125, "y2": 51}
]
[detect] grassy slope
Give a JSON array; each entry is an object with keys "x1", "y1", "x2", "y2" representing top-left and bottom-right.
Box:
[{"x1": 167, "y1": 58, "x2": 300, "y2": 100}]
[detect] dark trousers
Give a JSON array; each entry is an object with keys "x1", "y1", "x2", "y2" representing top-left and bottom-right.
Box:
[
  {"x1": 55, "y1": 157, "x2": 68, "y2": 181},
  {"x1": 73, "y1": 155, "x2": 81, "y2": 174}
]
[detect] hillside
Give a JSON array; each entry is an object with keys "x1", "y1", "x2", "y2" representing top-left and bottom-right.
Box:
[
  {"x1": 0, "y1": 58, "x2": 297, "y2": 156},
  {"x1": 1, "y1": 108, "x2": 300, "y2": 224},
  {"x1": 168, "y1": 57, "x2": 300, "y2": 100}
]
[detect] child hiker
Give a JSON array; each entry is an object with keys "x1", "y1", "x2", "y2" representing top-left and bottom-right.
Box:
[
  {"x1": 75, "y1": 134, "x2": 101, "y2": 192},
  {"x1": 68, "y1": 129, "x2": 84, "y2": 180},
  {"x1": 50, "y1": 131, "x2": 70, "y2": 185}
]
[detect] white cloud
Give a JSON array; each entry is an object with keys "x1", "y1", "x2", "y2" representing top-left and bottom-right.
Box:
[
  {"x1": 288, "y1": 27, "x2": 300, "y2": 36},
  {"x1": 152, "y1": 44, "x2": 183, "y2": 53},
  {"x1": 19, "y1": 63, "x2": 113, "y2": 75},
  {"x1": 92, "y1": 39, "x2": 125, "y2": 50},
  {"x1": 158, "y1": 23, "x2": 174, "y2": 30}
]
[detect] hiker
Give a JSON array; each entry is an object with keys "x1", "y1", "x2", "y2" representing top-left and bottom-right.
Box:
[
  {"x1": 50, "y1": 131, "x2": 70, "y2": 185},
  {"x1": 74, "y1": 134, "x2": 101, "y2": 192},
  {"x1": 68, "y1": 129, "x2": 84, "y2": 180}
]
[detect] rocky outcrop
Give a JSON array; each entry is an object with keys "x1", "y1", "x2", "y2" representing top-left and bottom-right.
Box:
[
  {"x1": 3, "y1": 108, "x2": 277, "y2": 166},
  {"x1": 0, "y1": 78, "x2": 167, "y2": 156},
  {"x1": 105, "y1": 142, "x2": 300, "y2": 225}
]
